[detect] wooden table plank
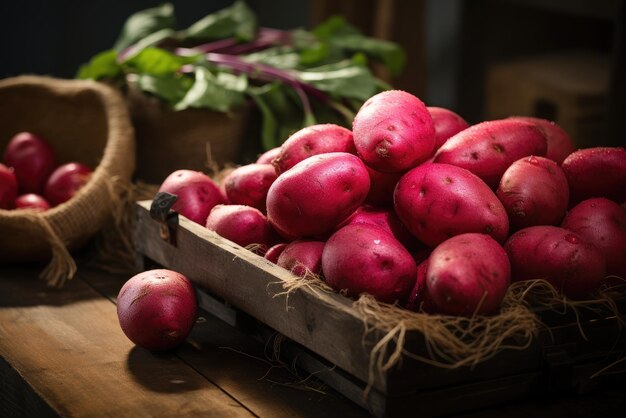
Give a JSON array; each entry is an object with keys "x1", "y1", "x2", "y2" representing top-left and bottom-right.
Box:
[
  {"x1": 0, "y1": 265, "x2": 254, "y2": 418},
  {"x1": 77, "y1": 266, "x2": 369, "y2": 418}
]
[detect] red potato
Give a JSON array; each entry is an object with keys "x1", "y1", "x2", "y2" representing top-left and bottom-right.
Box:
[
  {"x1": 353, "y1": 90, "x2": 435, "y2": 172},
  {"x1": 338, "y1": 205, "x2": 419, "y2": 252},
  {"x1": 266, "y1": 152, "x2": 370, "y2": 239},
  {"x1": 2, "y1": 131, "x2": 57, "y2": 194},
  {"x1": 206, "y1": 204, "x2": 278, "y2": 253},
  {"x1": 561, "y1": 147, "x2": 626, "y2": 205},
  {"x1": 276, "y1": 240, "x2": 325, "y2": 277},
  {"x1": 427, "y1": 233, "x2": 510, "y2": 316},
  {"x1": 264, "y1": 242, "x2": 288, "y2": 264},
  {"x1": 405, "y1": 258, "x2": 430, "y2": 312},
  {"x1": 322, "y1": 223, "x2": 417, "y2": 303},
  {"x1": 15, "y1": 193, "x2": 51, "y2": 211},
  {"x1": 433, "y1": 119, "x2": 548, "y2": 189},
  {"x1": 364, "y1": 165, "x2": 403, "y2": 207},
  {"x1": 497, "y1": 156, "x2": 569, "y2": 229},
  {"x1": 256, "y1": 147, "x2": 281, "y2": 165},
  {"x1": 223, "y1": 163, "x2": 277, "y2": 213},
  {"x1": 0, "y1": 163, "x2": 18, "y2": 209},
  {"x1": 504, "y1": 225, "x2": 606, "y2": 300},
  {"x1": 561, "y1": 198, "x2": 626, "y2": 278},
  {"x1": 117, "y1": 269, "x2": 197, "y2": 351},
  {"x1": 427, "y1": 106, "x2": 469, "y2": 150},
  {"x1": 394, "y1": 163, "x2": 509, "y2": 248},
  {"x1": 44, "y1": 162, "x2": 93, "y2": 207},
  {"x1": 273, "y1": 124, "x2": 355, "y2": 174},
  {"x1": 507, "y1": 116, "x2": 575, "y2": 164},
  {"x1": 158, "y1": 169, "x2": 224, "y2": 225}
]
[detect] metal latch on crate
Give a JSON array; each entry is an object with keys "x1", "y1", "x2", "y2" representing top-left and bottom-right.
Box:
[{"x1": 150, "y1": 192, "x2": 179, "y2": 246}]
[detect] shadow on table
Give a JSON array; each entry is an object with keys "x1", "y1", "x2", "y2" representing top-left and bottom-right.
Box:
[
  {"x1": 125, "y1": 345, "x2": 208, "y2": 394},
  {"x1": 0, "y1": 262, "x2": 130, "y2": 308}
]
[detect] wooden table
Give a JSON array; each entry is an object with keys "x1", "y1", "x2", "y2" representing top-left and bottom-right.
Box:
[{"x1": 1, "y1": 264, "x2": 624, "y2": 417}]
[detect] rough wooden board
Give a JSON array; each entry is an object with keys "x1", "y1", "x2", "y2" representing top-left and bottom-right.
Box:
[
  {"x1": 76, "y1": 266, "x2": 370, "y2": 418},
  {"x1": 0, "y1": 266, "x2": 254, "y2": 418}
]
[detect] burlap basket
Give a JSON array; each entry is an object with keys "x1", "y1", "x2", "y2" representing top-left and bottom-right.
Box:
[
  {"x1": 0, "y1": 75, "x2": 135, "y2": 286},
  {"x1": 127, "y1": 85, "x2": 252, "y2": 184}
]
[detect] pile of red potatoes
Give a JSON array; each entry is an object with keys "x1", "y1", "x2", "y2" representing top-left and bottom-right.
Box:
[
  {"x1": 156, "y1": 90, "x2": 626, "y2": 317},
  {"x1": 0, "y1": 132, "x2": 93, "y2": 211}
]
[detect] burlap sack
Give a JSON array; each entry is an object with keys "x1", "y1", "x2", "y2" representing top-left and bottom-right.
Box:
[
  {"x1": 127, "y1": 85, "x2": 251, "y2": 184},
  {"x1": 0, "y1": 75, "x2": 135, "y2": 286}
]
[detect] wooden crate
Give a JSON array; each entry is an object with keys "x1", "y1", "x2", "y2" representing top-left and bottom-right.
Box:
[
  {"x1": 485, "y1": 51, "x2": 610, "y2": 148},
  {"x1": 135, "y1": 199, "x2": 626, "y2": 417}
]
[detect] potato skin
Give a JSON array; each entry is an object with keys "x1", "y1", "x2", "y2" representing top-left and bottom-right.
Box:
[
  {"x1": 507, "y1": 116, "x2": 574, "y2": 165},
  {"x1": 427, "y1": 233, "x2": 511, "y2": 316},
  {"x1": 561, "y1": 147, "x2": 626, "y2": 205},
  {"x1": 205, "y1": 204, "x2": 278, "y2": 253},
  {"x1": 223, "y1": 163, "x2": 277, "y2": 213},
  {"x1": 353, "y1": 90, "x2": 435, "y2": 172},
  {"x1": 364, "y1": 165, "x2": 403, "y2": 207},
  {"x1": 561, "y1": 198, "x2": 626, "y2": 278},
  {"x1": 433, "y1": 119, "x2": 548, "y2": 189},
  {"x1": 266, "y1": 152, "x2": 370, "y2": 239},
  {"x1": 394, "y1": 163, "x2": 509, "y2": 247},
  {"x1": 276, "y1": 240, "x2": 325, "y2": 277},
  {"x1": 264, "y1": 242, "x2": 288, "y2": 264},
  {"x1": 116, "y1": 269, "x2": 197, "y2": 351},
  {"x1": 497, "y1": 156, "x2": 569, "y2": 229},
  {"x1": 338, "y1": 205, "x2": 419, "y2": 252},
  {"x1": 427, "y1": 106, "x2": 469, "y2": 150},
  {"x1": 322, "y1": 223, "x2": 417, "y2": 303},
  {"x1": 273, "y1": 124, "x2": 355, "y2": 174},
  {"x1": 158, "y1": 169, "x2": 224, "y2": 225},
  {"x1": 256, "y1": 147, "x2": 281, "y2": 165},
  {"x1": 504, "y1": 225, "x2": 606, "y2": 300}
]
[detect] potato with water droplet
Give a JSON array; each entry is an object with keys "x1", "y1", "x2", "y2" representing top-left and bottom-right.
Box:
[
  {"x1": 394, "y1": 163, "x2": 509, "y2": 247},
  {"x1": 322, "y1": 223, "x2": 417, "y2": 304},
  {"x1": 117, "y1": 269, "x2": 197, "y2": 351},
  {"x1": 433, "y1": 119, "x2": 548, "y2": 189},
  {"x1": 497, "y1": 155, "x2": 569, "y2": 230},
  {"x1": 504, "y1": 226, "x2": 606, "y2": 300},
  {"x1": 353, "y1": 90, "x2": 435, "y2": 173},
  {"x1": 426, "y1": 233, "x2": 510, "y2": 316}
]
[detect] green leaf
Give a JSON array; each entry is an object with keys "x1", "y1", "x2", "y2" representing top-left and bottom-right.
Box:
[
  {"x1": 244, "y1": 46, "x2": 300, "y2": 70},
  {"x1": 123, "y1": 47, "x2": 200, "y2": 76},
  {"x1": 248, "y1": 86, "x2": 279, "y2": 150},
  {"x1": 332, "y1": 35, "x2": 406, "y2": 76},
  {"x1": 180, "y1": 0, "x2": 257, "y2": 41},
  {"x1": 312, "y1": 15, "x2": 360, "y2": 39},
  {"x1": 76, "y1": 50, "x2": 122, "y2": 80},
  {"x1": 296, "y1": 59, "x2": 377, "y2": 101},
  {"x1": 248, "y1": 83, "x2": 305, "y2": 148},
  {"x1": 308, "y1": 15, "x2": 406, "y2": 75},
  {"x1": 174, "y1": 66, "x2": 247, "y2": 112},
  {"x1": 118, "y1": 28, "x2": 176, "y2": 61},
  {"x1": 113, "y1": 3, "x2": 175, "y2": 52},
  {"x1": 132, "y1": 73, "x2": 193, "y2": 105}
]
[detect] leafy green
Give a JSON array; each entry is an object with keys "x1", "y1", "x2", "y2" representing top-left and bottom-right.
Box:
[
  {"x1": 77, "y1": 2, "x2": 406, "y2": 151},
  {"x1": 133, "y1": 73, "x2": 193, "y2": 105},
  {"x1": 123, "y1": 47, "x2": 199, "y2": 75},
  {"x1": 179, "y1": 0, "x2": 256, "y2": 42},
  {"x1": 174, "y1": 66, "x2": 247, "y2": 112},
  {"x1": 296, "y1": 57, "x2": 378, "y2": 101},
  {"x1": 305, "y1": 15, "x2": 405, "y2": 75},
  {"x1": 76, "y1": 50, "x2": 122, "y2": 80},
  {"x1": 119, "y1": 28, "x2": 176, "y2": 60},
  {"x1": 332, "y1": 35, "x2": 406, "y2": 76},
  {"x1": 113, "y1": 3, "x2": 175, "y2": 52}
]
